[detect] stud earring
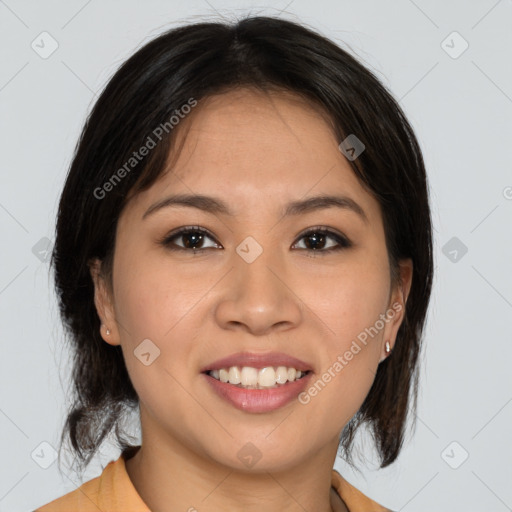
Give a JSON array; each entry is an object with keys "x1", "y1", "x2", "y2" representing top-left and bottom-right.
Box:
[
  {"x1": 385, "y1": 340, "x2": 391, "y2": 355},
  {"x1": 105, "y1": 327, "x2": 111, "y2": 336}
]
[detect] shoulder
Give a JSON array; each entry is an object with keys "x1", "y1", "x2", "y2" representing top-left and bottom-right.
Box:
[
  {"x1": 331, "y1": 469, "x2": 394, "y2": 512},
  {"x1": 34, "y1": 471, "x2": 104, "y2": 512},
  {"x1": 34, "y1": 452, "x2": 150, "y2": 512}
]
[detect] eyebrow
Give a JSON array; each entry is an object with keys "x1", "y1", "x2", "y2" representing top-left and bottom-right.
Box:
[{"x1": 142, "y1": 193, "x2": 368, "y2": 223}]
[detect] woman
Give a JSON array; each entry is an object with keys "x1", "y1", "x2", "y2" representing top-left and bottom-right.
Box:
[{"x1": 36, "y1": 14, "x2": 433, "y2": 512}]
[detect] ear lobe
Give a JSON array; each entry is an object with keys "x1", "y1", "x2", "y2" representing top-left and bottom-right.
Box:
[
  {"x1": 89, "y1": 258, "x2": 120, "y2": 346},
  {"x1": 380, "y1": 258, "x2": 413, "y2": 361}
]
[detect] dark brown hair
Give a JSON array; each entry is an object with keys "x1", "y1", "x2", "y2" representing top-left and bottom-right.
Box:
[{"x1": 51, "y1": 15, "x2": 433, "y2": 475}]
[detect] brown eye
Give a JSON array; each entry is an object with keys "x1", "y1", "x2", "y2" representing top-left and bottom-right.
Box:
[
  {"x1": 161, "y1": 226, "x2": 221, "y2": 252},
  {"x1": 292, "y1": 228, "x2": 351, "y2": 253},
  {"x1": 179, "y1": 232, "x2": 206, "y2": 249}
]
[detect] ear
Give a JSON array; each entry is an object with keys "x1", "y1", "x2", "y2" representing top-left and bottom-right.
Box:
[
  {"x1": 89, "y1": 258, "x2": 121, "y2": 346},
  {"x1": 380, "y1": 258, "x2": 413, "y2": 362}
]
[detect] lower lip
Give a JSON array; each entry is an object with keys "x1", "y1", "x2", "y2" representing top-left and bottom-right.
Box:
[{"x1": 202, "y1": 372, "x2": 313, "y2": 413}]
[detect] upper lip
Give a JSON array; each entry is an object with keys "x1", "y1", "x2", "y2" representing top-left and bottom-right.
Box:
[{"x1": 200, "y1": 352, "x2": 313, "y2": 372}]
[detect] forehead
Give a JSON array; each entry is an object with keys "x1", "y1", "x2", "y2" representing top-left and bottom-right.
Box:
[
  {"x1": 125, "y1": 88, "x2": 380, "y2": 223},
  {"x1": 172, "y1": 88, "x2": 342, "y2": 182}
]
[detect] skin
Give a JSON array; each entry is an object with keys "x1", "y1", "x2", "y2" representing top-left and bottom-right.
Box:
[{"x1": 90, "y1": 88, "x2": 412, "y2": 512}]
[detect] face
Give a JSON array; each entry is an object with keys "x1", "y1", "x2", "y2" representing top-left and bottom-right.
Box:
[{"x1": 91, "y1": 88, "x2": 412, "y2": 473}]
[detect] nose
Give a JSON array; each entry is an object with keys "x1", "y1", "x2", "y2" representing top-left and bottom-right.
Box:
[{"x1": 214, "y1": 246, "x2": 303, "y2": 336}]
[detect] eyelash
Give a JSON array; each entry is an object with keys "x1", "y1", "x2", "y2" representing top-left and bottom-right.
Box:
[{"x1": 158, "y1": 225, "x2": 352, "y2": 255}]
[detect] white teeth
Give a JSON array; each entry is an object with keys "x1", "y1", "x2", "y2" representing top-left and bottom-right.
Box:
[
  {"x1": 275, "y1": 366, "x2": 288, "y2": 384},
  {"x1": 228, "y1": 366, "x2": 241, "y2": 384},
  {"x1": 208, "y1": 366, "x2": 308, "y2": 388},
  {"x1": 258, "y1": 367, "x2": 276, "y2": 388},
  {"x1": 240, "y1": 367, "x2": 258, "y2": 386}
]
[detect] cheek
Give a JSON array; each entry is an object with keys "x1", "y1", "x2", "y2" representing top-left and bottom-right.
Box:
[
  {"x1": 111, "y1": 250, "x2": 216, "y2": 395},
  {"x1": 112, "y1": 249, "x2": 214, "y2": 340},
  {"x1": 297, "y1": 335, "x2": 379, "y2": 443},
  {"x1": 307, "y1": 258, "x2": 391, "y2": 348},
  {"x1": 302, "y1": 256, "x2": 390, "y2": 424},
  {"x1": 110, "y1": 260, "x2": 204, "y2": 422}
]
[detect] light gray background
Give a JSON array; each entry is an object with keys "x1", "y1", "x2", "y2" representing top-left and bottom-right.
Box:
[{"x1": 1, "y1": 1, "x2": 511, "y2": 511}]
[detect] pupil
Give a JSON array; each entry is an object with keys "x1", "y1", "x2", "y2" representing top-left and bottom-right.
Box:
[
  {"x1": 306, "y1": 233, "x2": 325, "y2": 250},
  {"x1": 184, "y1": 233, "x2": 203, "y2": 248}
]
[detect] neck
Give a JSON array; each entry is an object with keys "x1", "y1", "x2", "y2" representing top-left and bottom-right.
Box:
[{"x1": 125, "y1": 441, "x2": 348, "y2": 512}]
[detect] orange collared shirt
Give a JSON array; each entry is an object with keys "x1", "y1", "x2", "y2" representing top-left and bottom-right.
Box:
[{"x1": 35, "y1": 452, "x2": 391, "y2": 512}]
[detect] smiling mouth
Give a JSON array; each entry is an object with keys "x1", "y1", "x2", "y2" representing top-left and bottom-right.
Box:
[{"x1": 204, "y1": 366, "x2": 311, "y2": 389}]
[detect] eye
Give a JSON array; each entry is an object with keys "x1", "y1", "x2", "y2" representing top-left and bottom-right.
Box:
[
  {"x1": 159, "y1": 225, "x2": 352, "y2": 254},
  {"x1": 159, "y1": 226, "x2": 221, "y2": 252},
  {"x1": 292, "y1": 227, "x2": 352, "y2": 253}
]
